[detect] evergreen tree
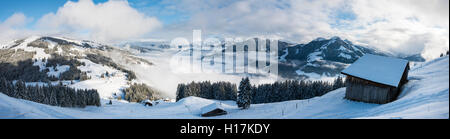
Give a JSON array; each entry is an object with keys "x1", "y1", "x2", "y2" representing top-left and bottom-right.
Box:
[
  {"x1": 124, "y1": 83, "x2": 162, "y2": 102},
  {"x1": 333, "y1": 76, "x2": 345, "y2": 90},
  {"x1": 175, "y1": 81, "x2": 237, "y2": 101},
  {"x1": 176, "y1": 84, "x2": 186, "y2": 101},
  {"x1": 237, "y1": 77, "x2": 252, "y2": 109}
]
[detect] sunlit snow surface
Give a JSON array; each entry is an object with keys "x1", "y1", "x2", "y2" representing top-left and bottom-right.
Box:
[
  {"x1": 1, "y1": 56, "x2": 448, "y2": 119},
  {"x1": 70, "y1": 59, "x2": 129, "y2": 99}
]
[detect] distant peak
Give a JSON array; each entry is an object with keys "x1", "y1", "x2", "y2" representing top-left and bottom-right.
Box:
[
  {"x1": 312, "y1": 36, "x2": 343, "y2": 42},
  {"x1": 330, "y1": 36, "x2": 341, "y2": 40},
  {"x1": 313, "y1": 37, "x2": 326, "y2": 42}
]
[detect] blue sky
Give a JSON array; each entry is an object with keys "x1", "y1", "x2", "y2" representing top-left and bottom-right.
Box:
[
  {"x1": 0, "y1": 0, "x2": 185, "y2": 25},
  {"x1": 0, "y1": 0, "x2": 97, "y2": 21},
  {"x1": 0, "y1": 0, "x2": 357, "y2": 29}
]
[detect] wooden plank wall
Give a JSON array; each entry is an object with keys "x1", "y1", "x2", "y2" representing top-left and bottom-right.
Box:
[{"x1": 345, "y1": 76, "x2": 396, "y2": 104}]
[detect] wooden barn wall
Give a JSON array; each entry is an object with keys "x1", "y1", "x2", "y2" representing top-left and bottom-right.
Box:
[
  {"x1": 399, "y1": 63, "x2": 410, "y2": 88},
  {"x1": 344, "y1": 76, "x2": 399, "y2": 104}
]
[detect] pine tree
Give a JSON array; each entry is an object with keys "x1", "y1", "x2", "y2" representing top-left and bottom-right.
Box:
[
  {"x1": 176, "y1": 84, "x2": 185, "y2": 101},
  {"x1": 237, "y1": 77, "x2": 252, "y2": 109},
  {"x1": 333, "y1": 76, "x2": 345, "y2": 90}
]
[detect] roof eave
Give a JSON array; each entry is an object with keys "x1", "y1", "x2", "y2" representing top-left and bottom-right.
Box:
[{"x1": 340, "y1": 72, "x2": 399, "y2": 88}]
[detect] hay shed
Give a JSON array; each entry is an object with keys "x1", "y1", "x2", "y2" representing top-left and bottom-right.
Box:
[{"x1": 341, "y1": 54, "x2": 409, "y2": 104}]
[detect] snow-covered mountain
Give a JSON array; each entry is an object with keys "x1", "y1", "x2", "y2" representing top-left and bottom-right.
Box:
[
  {"x1": 277, "y1": 36, "x2": 425, "y2": 80},
  {"x1": 1, "y1": 55, "x2": 447, "y2": 119},
  {"x1": 0, "y1": 36, "x2": 154, "y2": 99},
  {"x1": 119, "y1": 40, "x2": 171, "y2": 53}
]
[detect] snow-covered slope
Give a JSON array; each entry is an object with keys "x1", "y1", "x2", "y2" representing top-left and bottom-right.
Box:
[
  {"x1": 1, "y1": 56, "x2": 447, "y2": 119},
  {"x1": 0, "y1": 36, "x2": 154, "y2": 99}
]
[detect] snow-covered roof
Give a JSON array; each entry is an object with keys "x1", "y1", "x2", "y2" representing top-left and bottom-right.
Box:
[
  {"x1": 341, "y1": 54, "x2": 409, "y2": 87},
  {"x1": 201, "y1": 102, "x2": 225, "y2": 114}
]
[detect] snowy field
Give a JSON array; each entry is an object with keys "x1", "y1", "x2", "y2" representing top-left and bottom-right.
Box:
[{"x1": 0, "y1": 56, "x2": 448, "y2": 119}]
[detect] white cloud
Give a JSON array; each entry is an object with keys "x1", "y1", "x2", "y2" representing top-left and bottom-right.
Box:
[
  {"x1": 148, "y1": 0, "x2": 448, "y2": 60},
  {"x1": 36, "y1": 0, "x2": 162, "y2": 43},
  {"x1": 0, "y1": 13, "x2": 28, "y2": 28},
  {"x1": 0, "y1": 13, "x2": 34, "y2": 43},
  {"x1": 347, "y1": 0, "x2": 449, "y2": 60},
  {"x1": 153, "y1": 0, "x2": 346, "y2": 42}
]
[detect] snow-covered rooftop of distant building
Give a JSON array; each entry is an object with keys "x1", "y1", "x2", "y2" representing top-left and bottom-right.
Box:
[
  {"x1": 341, "y1": 54, "x2": 409, "y2": 87},
  {"x1": 201, "y1": 102, "x2": 225, "y2": 114}
]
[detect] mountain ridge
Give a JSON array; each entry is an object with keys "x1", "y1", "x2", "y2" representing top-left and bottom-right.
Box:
[
  {"x1": 277, "y1": 36, "x2": 425, "y2": 80},
  {"x1": 0, "y1": 36, "x2": 157, "y2": 99},
  {"x1": 2, "y1": 35, "x2": 426, "y2": 82}
]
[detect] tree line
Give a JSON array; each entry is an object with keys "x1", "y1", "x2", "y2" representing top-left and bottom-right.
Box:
[
  {"x1": 123, "y1": 83, "x2": 163, "y2": 102},
  {"x1": 176, "y1": 81, "x2": 238, "y2": 101},
  {"x1": 0, "y1": 78, "x2": 101, "y2": 108},
  {"x1": 250, "y1": 76, "x2": 345, "y2": 104},
  {"x1": 176, "y1": 76, "x2": 346, "y2": 104}
]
